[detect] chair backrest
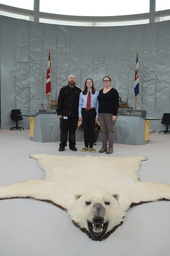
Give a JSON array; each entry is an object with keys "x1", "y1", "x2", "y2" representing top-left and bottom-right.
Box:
[
  {"x1": 10, "y1": 109, "x2": 22, "y2": 120},
  {"x1": 162, "y1": 113, "x2": 170, "y2": 123}
]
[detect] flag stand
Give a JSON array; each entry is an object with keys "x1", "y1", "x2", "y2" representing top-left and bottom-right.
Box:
[{"x1": 46, "y1": 95, "x2": 50, "y2": 110}]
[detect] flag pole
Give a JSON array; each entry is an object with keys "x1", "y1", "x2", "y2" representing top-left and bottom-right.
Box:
[
  {"x1": 134, "y1": 52, "x2": 139, "y2": 111},
  {"x1": 134, "y1": 97, "x2": 137, "y2": 111},
  {"x1": 47, "y1": 94, "x2": 50, "y2": 110},
  {"x1": 46, "y1": 51, "x2": 51, "y2": 110}
]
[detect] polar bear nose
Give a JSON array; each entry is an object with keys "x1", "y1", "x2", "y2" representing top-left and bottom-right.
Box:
[
  {"x1": 92, "y1": 203, "x2": 105, "y2": 216},
  {"x1": 93, "y1": 216, "x2": 104, "y2": 223}
]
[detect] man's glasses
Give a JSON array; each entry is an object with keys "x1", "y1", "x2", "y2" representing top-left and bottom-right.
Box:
[{"x1": 103, "y1": 80, "x2": 110, "y2": 82}]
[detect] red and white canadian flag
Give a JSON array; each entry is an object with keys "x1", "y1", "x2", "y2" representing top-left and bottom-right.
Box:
[{"x1": 46, "y1": 51, "x2": 51, "y2": 95}]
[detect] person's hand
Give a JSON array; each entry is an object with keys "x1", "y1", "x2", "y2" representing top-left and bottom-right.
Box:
[
  {"x1": 112, "y1": 116, "x2": 117, "y2": 122},
  {"x1": 95, "y1": 117, "x2": 99, "y2": 123},
  {"x1": 58, "y1": 115, "x2": 62, "y2": 119},
  {"x1": 79, "y1": 116, "x2": 83, "y2": 122}
]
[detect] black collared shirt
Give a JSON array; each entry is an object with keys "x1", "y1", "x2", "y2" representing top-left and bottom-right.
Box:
[{"x1": 57, "y1": 85, "x2": 81, "y2": 117}]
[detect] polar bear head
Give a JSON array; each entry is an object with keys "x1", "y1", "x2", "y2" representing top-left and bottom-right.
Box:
[{"x1": 68, "y1": 189, "x2": 124, "y2": 240}]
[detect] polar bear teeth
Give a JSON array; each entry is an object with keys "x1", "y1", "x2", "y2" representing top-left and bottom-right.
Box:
[{"x1": 92, "y1": 223, "x2": 103, "y2": 233}]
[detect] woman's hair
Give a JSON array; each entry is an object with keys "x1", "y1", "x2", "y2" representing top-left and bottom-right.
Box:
[
  {"x1": 82, "y1": 78, "x2": 95, "y2": 95},
  {"x1": 103, "y1": 76, "x2": 112, "y2": 82}
]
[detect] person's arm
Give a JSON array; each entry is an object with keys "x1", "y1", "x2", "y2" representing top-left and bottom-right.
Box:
[
  {"x1": 78, "y1": 93, "x2": 83, "y2": 121},
  {"x1": 113, "y1": 89, "x2": 120, "y2": 116},
  {"x1": 95, "y1": 91, "x2": 99, "y2": 119},
  {"x1": 56, "y1": 89, "x2": 63, "y2": 117}
]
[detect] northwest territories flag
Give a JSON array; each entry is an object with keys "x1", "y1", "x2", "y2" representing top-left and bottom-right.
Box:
[
  {"x1": 134, "y1": 52, "x2": 139, "y2": 97},
  {"x1": 46, "y1": 51, "x2": 51, "y2": 95}
]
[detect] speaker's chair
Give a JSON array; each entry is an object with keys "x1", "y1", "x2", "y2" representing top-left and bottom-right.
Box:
[
  {"x1": 10, "y1": 109, "x2": 24, "y2": 131},
  {"x1": 159, "y1": 113, "x2": 170, "y2": 134}
]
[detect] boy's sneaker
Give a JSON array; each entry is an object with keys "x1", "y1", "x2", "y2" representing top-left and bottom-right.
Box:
[
  {"x1": 89, "y1": 148, "x2": 96, "y2": 153},
  {"x1": 81, "y1": 147, "x2": 89, "y2": 152}
]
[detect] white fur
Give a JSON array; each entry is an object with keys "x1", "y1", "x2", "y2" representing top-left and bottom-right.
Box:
[{"x1": 0, "y1": 154, "x2": 170, "y2": 239}]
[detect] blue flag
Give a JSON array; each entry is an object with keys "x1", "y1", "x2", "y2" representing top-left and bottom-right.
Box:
[{"x1": 134, "y1": 52, "x2": 139, "y2": 97}]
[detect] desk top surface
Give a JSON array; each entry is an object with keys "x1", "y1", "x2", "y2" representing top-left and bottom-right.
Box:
[
  {"x1": 145, "y1": 117, "x2": 161, "y2": 120},
  {"x1": 23, "y1": 110, "x2": 57, "y2": 117},
  {"x1": 119, "y1": 114, "x2": 161, "y2": 120}
]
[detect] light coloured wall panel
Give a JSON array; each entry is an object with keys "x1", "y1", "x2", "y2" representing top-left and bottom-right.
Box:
[
  {"x1": 69, "y1": 26, "x2": 83, "y2": 86},
  {"x1": 0, "y1": 16, "x2": 1, "y2": 121},
  {"x1": 15, "y1": 19, "x2": 31, "y2": 115},
  {"x1": 43, "y1": 23, "x2": 58, "y2": 102},
  {"x1": 0, "y1": 16, "x2": 170, "y2": 132},
  {"x1": 1, "y1": 17, "x2": 19, "y2": 129},
  {"x1": 57, "y1": 25, "x2": 71, "y2": 89},
  {"x1": 81, "y1": 27, "x2": 95, "y2": 86}
]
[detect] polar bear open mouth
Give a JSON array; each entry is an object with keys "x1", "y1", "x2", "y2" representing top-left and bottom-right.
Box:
[{"x1": 88, "y1": 219, "x2": 109, "y2": 239}]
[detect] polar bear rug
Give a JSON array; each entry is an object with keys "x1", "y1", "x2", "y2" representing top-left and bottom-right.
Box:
[{"x1": 0, "y1": 154, "x2": 170, "y2": 241}]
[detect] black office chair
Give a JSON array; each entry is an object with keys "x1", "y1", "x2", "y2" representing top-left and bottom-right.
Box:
[
  {"x1": 159, "y1": 113, "x2": 170, "y2": 134},
  {"x1": 10, "y1": 109, "x2": 24, "y2": 131}
]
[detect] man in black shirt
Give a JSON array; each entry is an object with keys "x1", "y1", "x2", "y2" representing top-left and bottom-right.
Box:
[{"x1": 57, "y1": 74, "x2": 81, "y2": 151}]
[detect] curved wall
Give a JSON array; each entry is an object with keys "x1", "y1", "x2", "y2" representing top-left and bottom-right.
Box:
[{"x1": 1, "y1": 16, "x2": 170, "y2": 131}]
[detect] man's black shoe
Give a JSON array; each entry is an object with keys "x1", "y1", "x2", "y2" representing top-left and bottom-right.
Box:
[
  {"x1": 70, "y1": 146, "x2": 77, "y2": 151},
  {"x1": 59, "y1": 146, "x2": 65, "y2": 152}
]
